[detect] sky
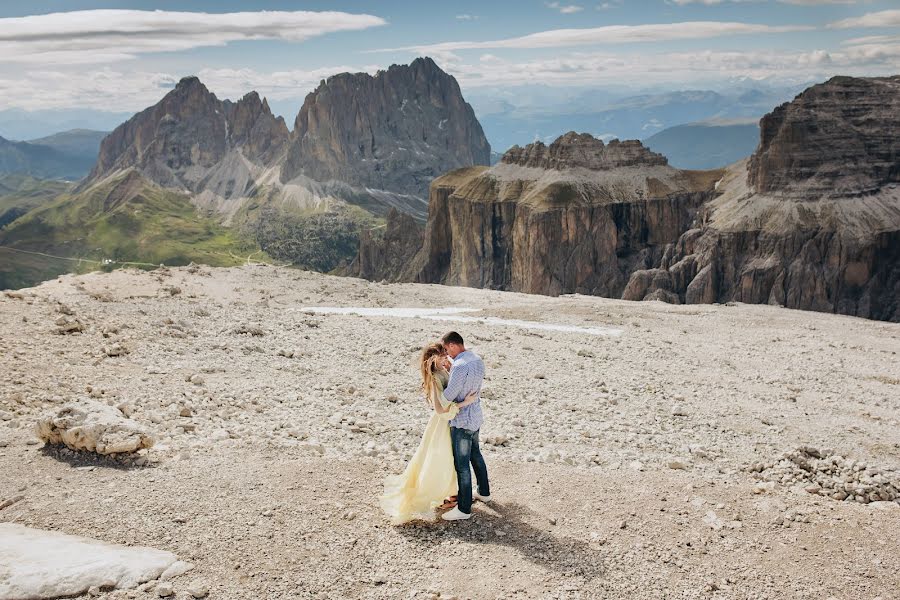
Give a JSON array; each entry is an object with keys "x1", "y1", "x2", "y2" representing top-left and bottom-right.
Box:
[{"x1": 0, "y1": 1, "x2": 898, "y2": 121}]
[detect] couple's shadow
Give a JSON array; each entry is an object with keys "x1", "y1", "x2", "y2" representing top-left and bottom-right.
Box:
[{"x1": 397, "y1": 500, "x2": 605, "y2": 580}]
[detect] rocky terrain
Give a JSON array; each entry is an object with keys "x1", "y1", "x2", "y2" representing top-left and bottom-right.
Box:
[
  {"x1": 1, "y1": 265, "x2": 899, "y2": 599},
  {"x1": 354, "y1": 76, "x2": 900, "y2": 322}
]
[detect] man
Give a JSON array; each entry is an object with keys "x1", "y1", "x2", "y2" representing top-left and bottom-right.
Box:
[{"x1": 440, "y1": 331, "x2": 491, "y2": 521}]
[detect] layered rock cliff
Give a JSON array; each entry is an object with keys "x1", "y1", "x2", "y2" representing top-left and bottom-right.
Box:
[
  {"x1": 353, "y1": 132, "x2": 720, "y2": 295},
  {"x1": 281, "y1": 57, "x2": 490, "y2": 198},
  {"x1": 627, "y1": 75, "x2": 900, "y2": 321}
]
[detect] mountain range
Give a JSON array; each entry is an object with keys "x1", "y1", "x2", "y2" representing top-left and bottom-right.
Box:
[
  {"x1": 1, "y1": 61, "x2": 898, "y2": 322},
  {"x1": 643, "y1": 120, "x2": 759, "y2": 171},
  {"x1": 0, "y1": 130, "x2": 106, "y2": 181},
  {"x1": 351, "y1": 75, "x2": 900, "y2": 322},
  {"x1": 0, "y1": 58, "x2": 491, "y2": 288}
]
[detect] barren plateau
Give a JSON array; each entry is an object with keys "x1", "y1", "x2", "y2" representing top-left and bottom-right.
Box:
[{"x1": 1, "y1": 265, "x2": 899, "y2": 600}]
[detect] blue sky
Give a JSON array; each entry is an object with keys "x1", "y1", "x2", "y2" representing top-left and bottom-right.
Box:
[{"x1": 0, "y1": 1, "x2": 898, "y2": 118}]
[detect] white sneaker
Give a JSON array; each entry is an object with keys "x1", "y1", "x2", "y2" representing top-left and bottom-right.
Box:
[
  {"x1": 474, "y1": 492, "x2": 492, "y2": 503},
  {"x1": 441, "y1": 507, "x2": 472, "y2": 521}
]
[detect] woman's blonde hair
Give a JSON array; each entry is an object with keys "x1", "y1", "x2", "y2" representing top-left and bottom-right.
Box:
[{"x1": 419, "y1": 342, "x2": 446, "y2": 396}]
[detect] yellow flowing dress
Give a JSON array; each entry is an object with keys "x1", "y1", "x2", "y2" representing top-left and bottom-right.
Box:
[{"x1": 380, "y1": 370, "x2": 460, "y2": 525}]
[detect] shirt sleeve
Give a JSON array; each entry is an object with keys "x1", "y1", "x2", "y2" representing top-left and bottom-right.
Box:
[{"x1": 442, "y1": 363, "x2": 468, "y2": 403}]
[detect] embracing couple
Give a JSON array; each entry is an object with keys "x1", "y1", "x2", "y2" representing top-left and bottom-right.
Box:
[{"x1": 380, "y1": 331, "x2": 491, "y2": 524}]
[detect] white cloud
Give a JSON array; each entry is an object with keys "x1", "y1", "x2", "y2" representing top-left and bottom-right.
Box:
[
  {"x1": 829, "y1": 9, "x2": 900, "y2": 28},
  {"x1": 546, "y1": 2, "x2": 585, "y2": 13},
  {"x1": 0, "y1": 9, "x2": 387, "y2": 64},
  {"x1": 371, "y1": 21, "x2": 813, "y2": 53},
  {"x1": 439, "y1": 44, "x2": 900, "y2": 88},
  {"x1": 456, "y1": 14, "x2": 479, "y2": 20},
  {"x1": 0, "y1": 63, "x2": 386, "y2": 112},
  {"x1": 2, "y1": 34, "x2": 898, "y2": 113}
]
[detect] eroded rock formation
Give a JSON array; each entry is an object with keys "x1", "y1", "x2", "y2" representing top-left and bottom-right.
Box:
[
  {"x1": 352, "y1": 132, "x2": 721, "y2": 295},
  {"x1": 639, "y1": 76, "x2": 900, "y2": 321}
]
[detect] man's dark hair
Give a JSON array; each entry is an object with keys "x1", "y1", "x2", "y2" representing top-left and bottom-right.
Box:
[{"x1": 441, "y1": 331, "x2": 464, "y2": 346}]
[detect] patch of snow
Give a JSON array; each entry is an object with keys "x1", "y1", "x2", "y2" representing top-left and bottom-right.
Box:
[
  {"x1": 0, "y1": 524, "x2": 178, "y2": 600},
  {"x1": 295, "y1": 306, "x2": 622, "y2": 337}
]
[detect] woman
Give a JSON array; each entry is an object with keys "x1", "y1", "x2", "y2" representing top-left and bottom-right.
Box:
[{"x1": 379, "y1": 342, "x2": 477, "y2": 525}]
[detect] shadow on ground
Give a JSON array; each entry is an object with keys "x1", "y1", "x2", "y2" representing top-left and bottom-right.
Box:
[
  {"x1": 396, "y1": 501, "x2": 605, "y2": 580},
  {"x1": 39, "y1": 444, "x2": 155, "y2": 471}
]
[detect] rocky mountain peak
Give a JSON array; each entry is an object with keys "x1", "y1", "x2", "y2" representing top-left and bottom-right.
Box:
[
  {"x1": 281, "y1": 57, "x2": 490, "y2": 198},
  {"x1": 89, "y1": 76, "x2": 289, "y2": 189},
  {"x1": 748, "y1": 75, "x2": 900, "y2": 198},
  {"x1": 174, "y1": 75, "x2": 204, "y2": 91},
  {"x1": 501, "y1": 132, "x2": 668, "y2": 171}
]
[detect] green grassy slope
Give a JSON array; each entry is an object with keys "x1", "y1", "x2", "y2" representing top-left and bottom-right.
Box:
[
  {"x1": 0, "y1": 174, "x2": 71, "y2": 229},
  {"x1": 0, "y1": 170, "x2": 266, "y2": 289}
]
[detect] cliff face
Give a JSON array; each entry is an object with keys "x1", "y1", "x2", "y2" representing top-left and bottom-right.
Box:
[
  {"x1": 355, "y1": 133, "x2": 721, "y2": 296},
  {"x1": 281, "y1": 57, "x2": 490, "y2": 198},
  {"x1": 90, "y1": 77, "x2": 289, "y2": 195},
  {"x1": 748, "y1": 76, "x2": 900, "y2": 198},
  {"x1": 629, "y1": 75, "x2": 900, "y2": 321}
]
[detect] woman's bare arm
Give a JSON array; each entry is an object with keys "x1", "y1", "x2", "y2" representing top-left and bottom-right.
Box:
[{"x1": 457, "y1": 391, "x2": 478, "y2": 409}]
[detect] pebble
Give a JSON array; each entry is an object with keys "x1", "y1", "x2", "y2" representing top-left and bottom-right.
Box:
[{"x1": 156, "y1": 582, "x2": 174, "y2": 597}]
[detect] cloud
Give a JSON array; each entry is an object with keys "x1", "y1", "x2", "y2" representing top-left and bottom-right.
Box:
[
  {"x1": 0, "y1": 9, "x2": 387, "y2": 64},
  {"x1": 0, "y1": 63, "x2": 388, "y2": 112},
  {"x1": 3, "y1": 33, "x2": 898, "y2": 113},
  {"x1": 370, "y1": 21, "x2": 813, "y2": 53},
  {"x1": 456, "y1": 14, "x2": 479, "y2": 20},
  {"x1": 829, "y1": 9, "x2": 900, "y2": 28},
  {"x1": 438, "y1": 43, "x2": 900, "y2": 88},
  {"x1": 546, "y1": 2, "x2": 585, "y2": 13}
]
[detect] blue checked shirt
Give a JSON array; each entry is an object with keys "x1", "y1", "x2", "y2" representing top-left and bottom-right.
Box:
[{"x1": 442, "y1": 350, "x2": 485, "y2": 431}]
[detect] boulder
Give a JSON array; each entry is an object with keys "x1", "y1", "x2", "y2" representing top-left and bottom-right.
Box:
[
  {"x1": 0, "y1": 524, "x2": 177, "y2": 600},
  {"x1": 35, "y1": 400, "x2": 154, "y2": 455}
]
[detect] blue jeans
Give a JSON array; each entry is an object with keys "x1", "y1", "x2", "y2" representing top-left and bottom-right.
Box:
[{"x1": 450, "y1": 427, "x2": 490, "y2": 514}]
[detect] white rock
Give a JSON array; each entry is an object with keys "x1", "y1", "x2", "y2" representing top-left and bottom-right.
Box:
[
  {"x1": 156, "y1": 582, "x2": 174, "y2": 597},
  {"x1": 0, "y1": 523, "x2": 177, "y2": 600},
  {"x1": 34, "y1": 400, "x2": 154, "y2": 455},
  {"x1": 159, "y1": 560, "x2": 194, "y2": 581}
]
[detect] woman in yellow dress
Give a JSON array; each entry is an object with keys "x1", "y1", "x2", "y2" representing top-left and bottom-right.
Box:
[{"x1": 380, "y1": 343, "x2": 477, "y2": 525}]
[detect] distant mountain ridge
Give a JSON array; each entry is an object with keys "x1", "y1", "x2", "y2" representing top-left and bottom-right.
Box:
[
  {"x1": 643, "y1": 121, "x2": 759, "y2": 170},
  {"x1": 0, "y1": 133, "x2": 100, "y2": 181}
]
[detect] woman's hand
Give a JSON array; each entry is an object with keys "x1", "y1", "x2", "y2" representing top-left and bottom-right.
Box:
[{"x1": 458, "y1": 392, "x2": 478, "y2": 408}]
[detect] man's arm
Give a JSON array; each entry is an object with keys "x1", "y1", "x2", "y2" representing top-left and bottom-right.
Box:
[{"x1": 442, "y1": 362, "x2": 468, "y2": 403}]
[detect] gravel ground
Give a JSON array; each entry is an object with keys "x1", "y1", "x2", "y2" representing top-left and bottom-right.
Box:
[{"x1": 1, "y1": 264, "x2": 899, "y2": 600}]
